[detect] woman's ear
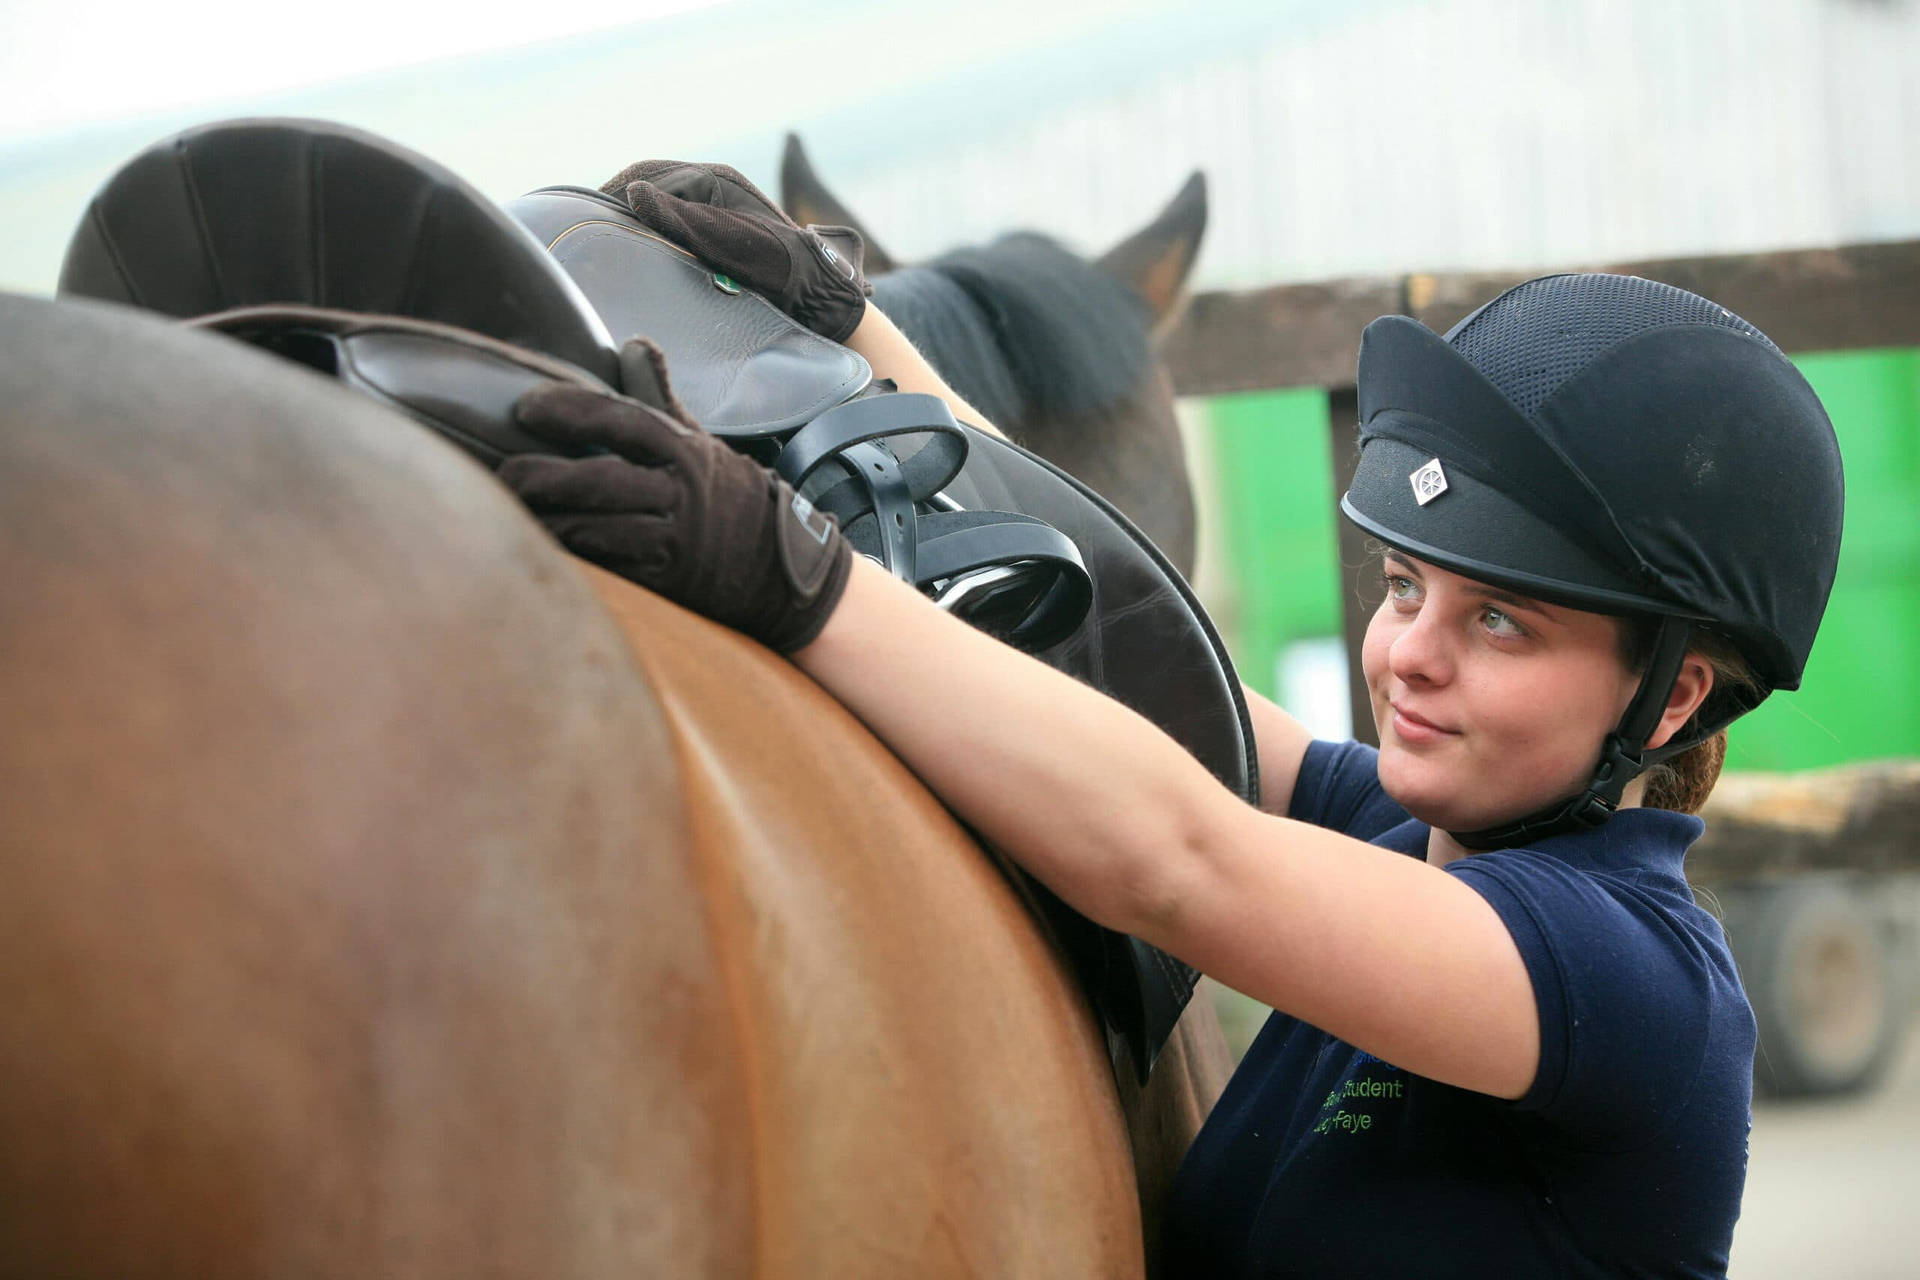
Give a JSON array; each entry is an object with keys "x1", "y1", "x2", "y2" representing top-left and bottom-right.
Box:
[{"x1": 1646, "y1": 653, "x2": 1716, "y2": 750}]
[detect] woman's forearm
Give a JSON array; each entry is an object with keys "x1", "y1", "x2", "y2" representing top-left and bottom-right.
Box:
[{"x1": 792, "y1": 556, "x2": 1236, "y2": 938}]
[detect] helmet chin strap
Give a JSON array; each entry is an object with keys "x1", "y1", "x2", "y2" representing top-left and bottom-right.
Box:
[{"x1": 1449, "y1": 617, "x2": 1694, "y2": 851}]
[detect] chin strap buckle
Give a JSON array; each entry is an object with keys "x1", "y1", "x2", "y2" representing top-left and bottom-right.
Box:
[{"x1": 1568, "y1": 790, "x2": 1618, "y2": 828}]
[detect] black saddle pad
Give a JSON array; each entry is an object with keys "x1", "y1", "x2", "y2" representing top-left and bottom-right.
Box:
[{"x1": 943, "y1": 428, "x2": 1257, "y2": 1081}]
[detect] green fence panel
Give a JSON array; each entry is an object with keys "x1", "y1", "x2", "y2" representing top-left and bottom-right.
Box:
[
  {"x1": 1203, "y1": 388, "x2": 1341, "y2": 703},
  {"x1": 1728, "y1": 347, "x2": 1920, "y2": 770}
]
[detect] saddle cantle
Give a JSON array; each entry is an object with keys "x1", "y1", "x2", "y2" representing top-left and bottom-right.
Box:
[
  {"x1": 57, "y1": 117, "x2": 621, "y2": 388},
  {"x1": 58, "y1": 117, "x2": 1257, "y2": 1083}
]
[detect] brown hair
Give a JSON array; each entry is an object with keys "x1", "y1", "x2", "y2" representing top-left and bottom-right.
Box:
[{"x1": 1616, "y1": 620, "x2": 1760, "y2": 814}]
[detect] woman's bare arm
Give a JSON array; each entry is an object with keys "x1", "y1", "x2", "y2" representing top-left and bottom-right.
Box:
[
  {"x1": 846, "y1": 302, "x2": 1317, "y2": 814},
  {"x1": 840, "y1": 304, "x2": 1006, "y2": 440},
  {"x1": 794, "y1": 560, "x2": 1539, "y2": 1100},
  {"x1": 1241, "y1": 683, "x2": 1316, "y2": 818}
]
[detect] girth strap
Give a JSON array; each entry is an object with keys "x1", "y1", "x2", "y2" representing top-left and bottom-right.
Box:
[
  {"x1": 770, "y1": 393, "x2": 966, "y2": 583},
  {"x1": 772, "y1": 392, "x2": 966, "y2": 496}
]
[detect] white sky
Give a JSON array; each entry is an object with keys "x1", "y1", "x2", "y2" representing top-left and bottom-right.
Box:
[{"x1": 0, "y1": 0, "x2": 732, "y2": 142}]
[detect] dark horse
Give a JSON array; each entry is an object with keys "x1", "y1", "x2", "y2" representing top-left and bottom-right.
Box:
[{"x1": 0, "y1": 149, "x2": 1225, "y2": 1277}]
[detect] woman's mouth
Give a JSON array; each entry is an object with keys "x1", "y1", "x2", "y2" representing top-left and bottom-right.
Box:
[{"x1": 1389, "y1": 701, "x2": 1458, "y2": 744}]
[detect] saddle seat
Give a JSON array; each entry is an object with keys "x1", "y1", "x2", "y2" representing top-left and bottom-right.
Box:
[{"x1": 57, "y1": 116, "x2": 1257, "y2": 1083}]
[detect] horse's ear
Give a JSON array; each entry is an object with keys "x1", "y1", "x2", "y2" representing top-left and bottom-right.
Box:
[
  {"x1": 779, "y1": 134, "x2": 899, "y2": 276},
  {"x1": 1097, "y1": 171, "x2": 1207, "y2": 331}
]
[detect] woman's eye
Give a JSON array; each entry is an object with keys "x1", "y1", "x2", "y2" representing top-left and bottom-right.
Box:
[
  {"x1": 1482, "y1": 607, "x2": 1525, "y2": 638},
  {"x1": 1382, "y1": 572, "x2": 1418, "y2": 602}
]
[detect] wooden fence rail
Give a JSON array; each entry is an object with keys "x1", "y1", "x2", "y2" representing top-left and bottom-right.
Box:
[{"x1": 1165, "y1": 238, "x2": 1920, "y2": 397}]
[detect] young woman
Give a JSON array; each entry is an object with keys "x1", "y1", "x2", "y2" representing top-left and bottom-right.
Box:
[{"x1": 501, "y1": 164, "x2": 1846, "y2": 1277}]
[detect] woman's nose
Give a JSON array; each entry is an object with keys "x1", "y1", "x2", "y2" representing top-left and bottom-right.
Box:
[{"x1": 1388, "y1": 605, "x2": 1453, "y2": 686}]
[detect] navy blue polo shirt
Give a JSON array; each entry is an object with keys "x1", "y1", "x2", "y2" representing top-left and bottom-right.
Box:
[{"x1": 1164, "y1": 740, "x2": 1756, "y2": 1278}]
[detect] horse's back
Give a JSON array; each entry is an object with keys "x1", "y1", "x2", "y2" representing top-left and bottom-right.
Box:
[
  {"x1": 0, "y1": 294, "x2": 745, "y2": 1275},
  {"x1": 0, "y1": 292, "x2": 1143, "y2": 1276},
  {"x1": 584, "y1": 569, "x2": 1142, "y2": 1274}
]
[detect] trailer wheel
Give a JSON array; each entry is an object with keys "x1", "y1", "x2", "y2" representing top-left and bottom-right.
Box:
[{"x1": 1721, "y1": 881, "x2": 1907, "y2": 1098}]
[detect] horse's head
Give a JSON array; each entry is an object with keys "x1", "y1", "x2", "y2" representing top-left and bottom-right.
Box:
[{"x1": 782, "y1": 137, "x2": 1207, "y2": 578}]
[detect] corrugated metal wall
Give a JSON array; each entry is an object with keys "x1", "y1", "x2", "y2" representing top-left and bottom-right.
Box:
[
  {"x1": 6, "y1": 1, "x2": 1916, "y2": 295},
  {"x1": 826, "y1": 0, "x2": 1920, "y2": 285}
]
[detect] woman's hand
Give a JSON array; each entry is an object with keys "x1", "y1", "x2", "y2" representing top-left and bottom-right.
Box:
[
  {"x1": 601, "y1": 160, "x2": 1008, "y2": 435},
  {"x1": 500, "y1": 339, "x2": 852, "y2": 653},
  {"x1": 602, "y1": 159, "x2": 870, "y2": 342}
]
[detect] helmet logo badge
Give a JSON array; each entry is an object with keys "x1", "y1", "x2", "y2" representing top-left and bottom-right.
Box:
[{"x1": 1410, "y1": 457, "x2": 1449, "y2": 506}]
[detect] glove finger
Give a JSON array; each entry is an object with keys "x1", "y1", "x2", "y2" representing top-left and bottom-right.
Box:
[
  {"x1": 513, "y1": 383, "x2": 688, "y2": 464},
  {"x1": 599, "y1": 157, "x2": 692, "y2": 197},
  {"x1": 616, "y1": 337, "x2": 699, "y2": 429},
  {"x1": 654, "y1": 161, "x2": 783, "y2": 218},
  {"x1": 605, "y1": 159, "x2": 783, "y2": 219},
  {"x1": 623, "y1": 182, "x2": 794, "y2": 295},
  {"x1": 499, "y1": 453, "x2": 682, "y2": 517},
  {"x1": 601, "y1": 158, "x2": 730, "y2": 203},
  {"x1": 539, "y1": 512, "x2": 679, "y2": 585}
]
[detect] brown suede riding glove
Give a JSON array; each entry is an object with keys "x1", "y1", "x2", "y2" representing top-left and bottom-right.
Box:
[
  {"x1": 500, "y1": 341, "x2": 852, "y2": 653},
  {"x1": 600, "y1": 160, "x2": 870, "y2": 343}
]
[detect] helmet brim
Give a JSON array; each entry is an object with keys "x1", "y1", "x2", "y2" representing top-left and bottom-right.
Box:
[
  {"x1": 1344, "y1": 314, "x2": 1714, "y2": 622},
  {"x1": 1341, "y1": 434, "x2": 1713, "y2": 621}
]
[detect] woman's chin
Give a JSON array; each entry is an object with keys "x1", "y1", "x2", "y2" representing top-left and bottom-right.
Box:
[
  {"x1": 1377, "y1": 751, "x2": 1523, "y2": 834},
  {"x1": 1376, "y1": 744, "x2": 1450, "y2": 806},
  {"x1": 1389, "y1": 790, "x2": 1515, "y2": 835},
  {"x1": 1381, "y1": 767, "x2": 1580, "y2": 837}
]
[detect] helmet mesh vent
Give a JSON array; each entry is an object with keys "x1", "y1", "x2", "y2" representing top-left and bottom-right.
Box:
[{"x1": 1447, "y1": 274, "x2": 1778, "y2": 418}]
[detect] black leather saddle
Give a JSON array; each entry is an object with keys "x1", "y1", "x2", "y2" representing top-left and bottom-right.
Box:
[
  {"x1": 510, "y1": 185, "x2": 1097, "y2": 654},
  {"x1": 58, "y1": 117, "x2": 1256, "y2": 1082},
  {"x1": 508, "y1": 185, "x2": 1259, "y2": 1077}
]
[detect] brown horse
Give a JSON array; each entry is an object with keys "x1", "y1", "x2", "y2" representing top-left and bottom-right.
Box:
[{"x1": 0, "y1": 168, "x2": 1228, "y2": 1276}]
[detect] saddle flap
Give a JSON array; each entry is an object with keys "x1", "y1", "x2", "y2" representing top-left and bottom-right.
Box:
[
  {"x1": 191, "y1": 305, "x2": 611, "y2": 467},
  {"x1": 510, "y1": 187, "x2": 872, "y2": 438}
]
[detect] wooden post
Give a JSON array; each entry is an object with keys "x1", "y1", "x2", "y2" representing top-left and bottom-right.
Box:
[{"x1": 1324, "y1": 387, "x2": 1380, "y2": 747}]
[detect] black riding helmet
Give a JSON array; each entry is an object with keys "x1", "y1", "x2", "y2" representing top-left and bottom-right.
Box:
[{"x1": 1342, "y1": 273, "x2": 1845, "y2": 848}]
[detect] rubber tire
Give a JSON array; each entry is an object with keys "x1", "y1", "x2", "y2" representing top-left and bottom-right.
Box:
[{"x1": 1720, "y1": 881, "x2": 1908, "y2": 1098}]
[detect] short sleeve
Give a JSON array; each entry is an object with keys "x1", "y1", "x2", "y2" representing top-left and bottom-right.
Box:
[
  {"x1": 1288, "y1": 740, "x2": 1413, "y2": 842},
  {"x1": 1448, "y1": 849, "x2": 1718, "y2": 1149}
]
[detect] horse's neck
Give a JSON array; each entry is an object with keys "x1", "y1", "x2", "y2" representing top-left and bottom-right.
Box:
[
  {"x1": 872, "y1": 266, "x2": 1027, "y2": 433},
  {"x1": 872, "y1": 264, "x2": 1197, "y2": 578}
]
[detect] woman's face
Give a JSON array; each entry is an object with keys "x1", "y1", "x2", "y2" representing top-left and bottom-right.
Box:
[{"x1": 1360, "y1": 551, "x2": 1640, "y2": 833}]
